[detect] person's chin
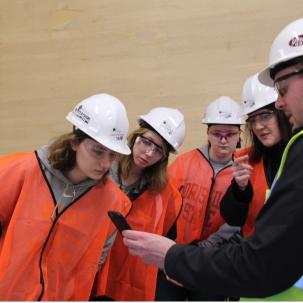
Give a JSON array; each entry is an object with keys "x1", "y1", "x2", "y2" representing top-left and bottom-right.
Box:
[
  {"x1": 216, "y1": 152, "x2": 231, "y2": 160},
  {"x1": 135, "y1": 157, "x2": 149, "y2": 167},
  {"x1": 92, "y1": 170, "x2": 108, "y2": 180},
  {"x1": 258, "y1": 134, "x2": 272, "y2": 146},
  {"x1": 261, "y1": 140, "x2": 274, "y2": 147},
  {"x1": 218, "y1": 148, "x2": 231, "y2": 155}
]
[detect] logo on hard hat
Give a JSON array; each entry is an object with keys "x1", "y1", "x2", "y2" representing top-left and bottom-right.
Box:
[
  {"x1": 244, "y1": 100, "x2": 255, "y2": 107},
  {"x1": 160, "y1": 121, "x2": 173, "y2": 136},
  {"x1": 74, "y1": 105, "x2": 91, "y2": 124},
  {"x1": 289, "y1": 35, "x2": 303, "y2": 47},
  {"x1": 110, "y1": 129, "x2": 125, "y2": 141},
  {"x1": 218, "y1": 111, "x2": 232, "y2": 119}
]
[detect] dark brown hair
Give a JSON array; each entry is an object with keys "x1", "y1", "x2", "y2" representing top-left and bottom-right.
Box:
[{"x1": 245, "y1": 104, "x2": 292, "y2": 163}]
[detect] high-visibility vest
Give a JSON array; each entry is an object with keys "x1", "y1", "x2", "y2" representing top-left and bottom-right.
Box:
[
  {"x1": 92, "y1": 181, "x2": 182, "y2": 301},
  {"x1": 0, "y1": 151, "x2": 31, "y2": 170},
  {"x1": 235, "y1": 148, "x2": 268, "y2": 237},
  {"x1": 168, "y1": 149, "x2": 233, "y2": 244},
  {"x1": 0, "y1": 152, "x2": 131, "y2": 301}
]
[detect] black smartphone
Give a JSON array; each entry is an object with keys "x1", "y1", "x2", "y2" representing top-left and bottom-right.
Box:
[{"x1": 108, "y1": 210, "x2": 132, "y2": 233}]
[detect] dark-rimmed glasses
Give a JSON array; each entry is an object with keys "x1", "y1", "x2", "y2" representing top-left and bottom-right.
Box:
[{"x1": 274, "y1": 68, "x2": 303, "y2": 97}]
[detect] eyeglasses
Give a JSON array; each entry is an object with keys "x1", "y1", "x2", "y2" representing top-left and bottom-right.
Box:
[
  {"x1": 83, "y1": 139, "x2": 120, "y2": 160},
  {"x1": 208, "y1": 131, "x2": 240, "y2": 142},
  {"x1": 135, "y1": 135, "x2": 164, "y2": 158},
  {"x1": 246, "y1": 110, "x2": 275, "y2": 128},
  {"x1": 274, "y1": 68, "x2": 303, "y2": 97}
]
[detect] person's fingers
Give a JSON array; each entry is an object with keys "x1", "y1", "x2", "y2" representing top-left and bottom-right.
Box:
[
  {"x1": 233, "y1": 165, "x2": 253, "y2": 177},
  {"x1": 234, "y1": 155, "x2": 249, "y2": 165},
  {"x1": 122, "y1": 229, "x2": 146, "y2": 239},
  {"x1": 236, "y1": 170, "x2": 251, "y2": 177},
  {"x1": 233, "y1": 156, "x2": 252, "y2": 172},
  {"x1": 233, "y1": 170, "x2": 251, "y2": 179},
  {"x1": 123, "y1": 236, "x2": 141, "y2": 249},
  {"x1": 239, "y1": 163, "x2": 253, "y2": 170},
  {"x1": 235, "y1": 175, "x2": 250, "y2": 182},
  {"x1": 234, "y1": 172, "x2": 251, "y2": 187},
  {"x1": 233, "y1": 162, "x2": 253, "y2": 171},
  {"x1": 234, "y1": 168, "x2": 252, "y2": 176}
]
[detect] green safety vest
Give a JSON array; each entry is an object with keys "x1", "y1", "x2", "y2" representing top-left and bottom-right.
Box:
[{"x1": 242, "y1": 130, "x2": 303, "y2": 301}]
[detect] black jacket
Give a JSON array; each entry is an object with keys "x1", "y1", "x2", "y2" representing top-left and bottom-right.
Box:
[
  {"x1": 220, "y1": 142, "x2": 286, "y2": 227},
  {"x1": 165, "y1": 127, "x2": 303, "y2": 298}
]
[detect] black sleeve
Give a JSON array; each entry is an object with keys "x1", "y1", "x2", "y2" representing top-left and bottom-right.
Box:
[
  {"x1": 220, "y1": 180, "x2": 253, "y2": 226},
  {"x1": 165, "y1": 222, "x2": 177, "y2": 240},
  {"x1": 165, "y1": 137, "x2": 303, "y2": 298}
]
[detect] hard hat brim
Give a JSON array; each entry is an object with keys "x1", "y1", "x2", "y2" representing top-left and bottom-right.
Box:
[
  {"x1": 258, "y1": 66, "x2": 274, "y2": 87},
  {"x1": 258, "y1": 53, "x2": 303, "y2": 87}
]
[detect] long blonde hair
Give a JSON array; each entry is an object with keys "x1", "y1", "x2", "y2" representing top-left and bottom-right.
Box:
[{"x1": 119, "y1": 127, "x2": 170, "y2": 193}]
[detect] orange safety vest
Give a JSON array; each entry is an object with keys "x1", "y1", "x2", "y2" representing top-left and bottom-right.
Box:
[
  {"x1": 168, "y1": 149, "x2": 233, "y2": 244},
  {"x1": 92, "y1": 181, "x2": 182, "y2": 301},
  {"x1": 0, "y1": 151, "x2": 31, "y2": 170},
  {"x1": 235, "y1": 148, "x2": 268, "y2": 237},
  {"x1": 0, "y1": 152, "x2": 131, "y2": 301}
]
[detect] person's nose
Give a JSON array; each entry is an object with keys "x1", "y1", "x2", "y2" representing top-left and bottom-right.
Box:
[
  {"x1": 253, "y1": 119, "x2": 264, "y2": 130},
  {"x1": 275, "y1": 95, "x2": 284, "y2": 110},
  {"x1": 99, "y1": 154, "x2": 114, "y2": 170},
  {"x1": 144, "y1": 148, "x2": 154, "y2": 157},
  {"x1": 220, "y1": 136, "x2": 228, "y2": 143}
]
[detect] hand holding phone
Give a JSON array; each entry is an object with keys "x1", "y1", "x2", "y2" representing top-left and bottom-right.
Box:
[{"x1": 108, "y1": 210, "x2": 132, "y2": 233}]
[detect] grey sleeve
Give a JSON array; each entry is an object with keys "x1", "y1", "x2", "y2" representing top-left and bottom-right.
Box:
[
  {"x1": 98, "y1": 231, "x2": 118, "y2": 269},
  {"x1": 197, "y1": 223, "x2": 241, "y2": 248}
]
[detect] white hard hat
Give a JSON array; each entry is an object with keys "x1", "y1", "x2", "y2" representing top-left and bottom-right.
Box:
[
  {"x1": 66, "y1": 93, "x2": 131, "y2": 155},
  {"x1": 202, "y1": 96, "x2": 245, "y2": 125},
  {"x1": 139, "y1": 107, "x2": 186, "y2": 153},
  {"x1": 259, "y1": 18, "x2": 303, "y2": 86},
  {"x1": 242, "y1": 73, "x2": 278, "y2": 115}
]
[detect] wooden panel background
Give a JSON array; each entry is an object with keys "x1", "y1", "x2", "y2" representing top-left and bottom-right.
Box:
[{"x1": 1, "y1": 0, "x2": 302, "y2": 158}]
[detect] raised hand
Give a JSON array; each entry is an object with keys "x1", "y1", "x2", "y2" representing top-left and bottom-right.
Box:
[{"x1": 233, "y1": 155, "x2": 253, "y2": 190}]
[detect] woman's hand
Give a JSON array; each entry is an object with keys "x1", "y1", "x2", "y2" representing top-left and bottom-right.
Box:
[{"x1": 233, "y1": 155, "x2": 253, "y2": 190}]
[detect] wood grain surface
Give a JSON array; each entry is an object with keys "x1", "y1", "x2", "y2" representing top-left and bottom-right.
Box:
[{"x1": 1, "y1": 0, "x2": 302, "y2": 157}]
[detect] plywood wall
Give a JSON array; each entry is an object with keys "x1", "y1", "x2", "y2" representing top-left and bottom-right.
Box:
[{"x1": 1, "y1": 0, "x2": 302, "y2": 157}]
